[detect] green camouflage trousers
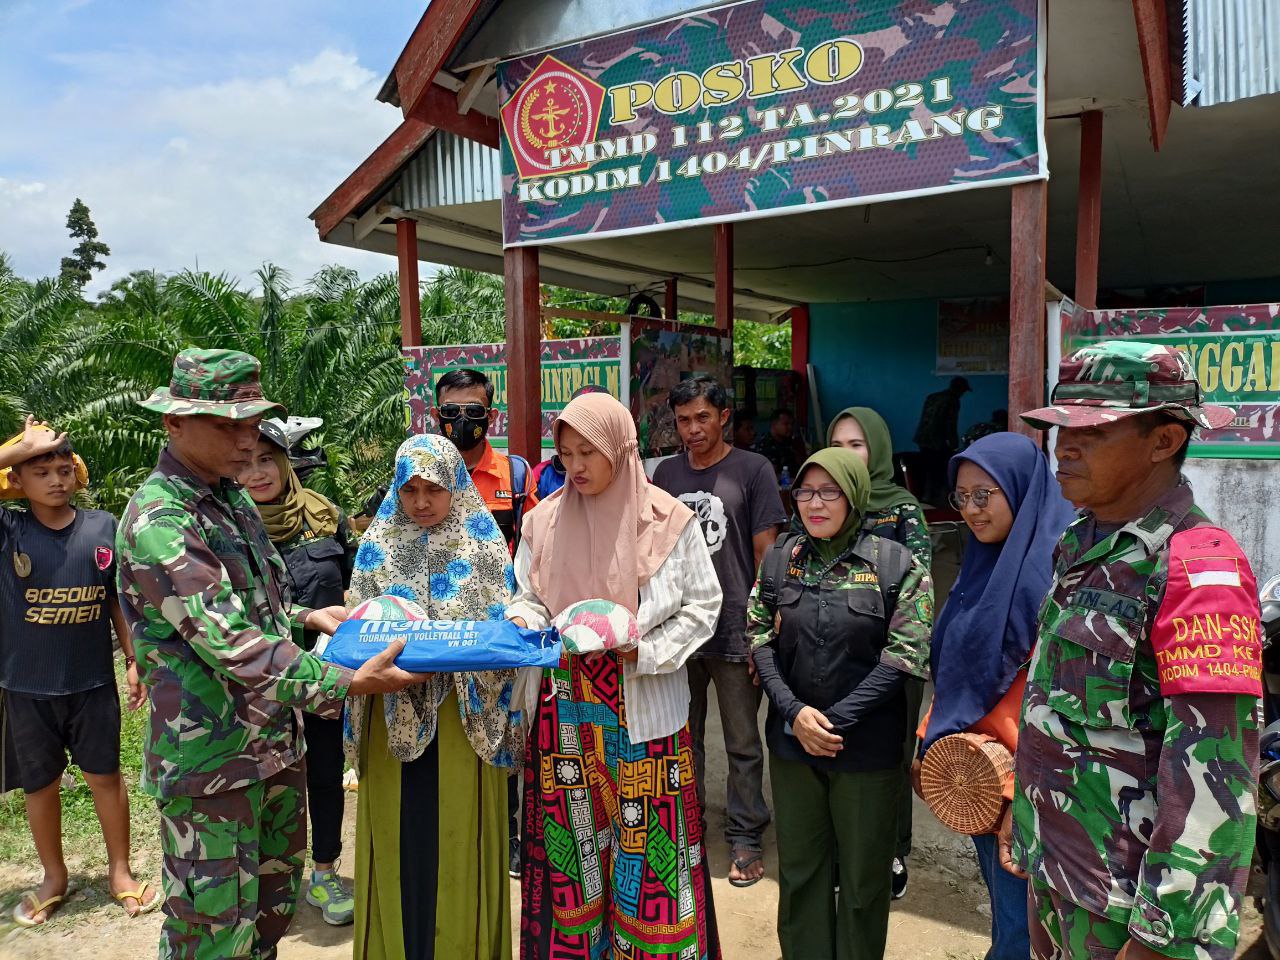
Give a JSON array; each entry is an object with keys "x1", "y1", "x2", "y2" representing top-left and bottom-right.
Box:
[
  {"x1": 1029, "y1": 876, "x2": 1128, "y2": 959},
  {"x1": 156, "y1": 761, "x2": 307, "y2": 960}
]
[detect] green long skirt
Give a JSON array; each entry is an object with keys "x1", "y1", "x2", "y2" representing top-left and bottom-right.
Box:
[{"x1": 353, "y1": 693, "x2": 511, "y2": 960}]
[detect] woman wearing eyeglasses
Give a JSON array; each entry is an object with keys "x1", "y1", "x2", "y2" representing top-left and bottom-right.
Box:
[
  {"x1": 913, "y1": 433, "x2": 1076, "y2": 960},
  {"x1": 748, "y1": 448, "x2": 934, "y2": 960},
  {"x1": 826, "y1": 406, "x2": 931, "y2": 898}
]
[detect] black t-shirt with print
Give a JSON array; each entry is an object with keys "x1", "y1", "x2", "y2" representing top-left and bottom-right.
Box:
[
  {"x1": 0, "y1": 508, "x2": 118, "y2": 695},
  {"x1": 654, "y1": 448, "x2": 787, "y2": 660}
]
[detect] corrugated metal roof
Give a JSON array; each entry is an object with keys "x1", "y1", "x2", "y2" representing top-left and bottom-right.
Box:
[
  {"x1": 390, "y1": 130, "x2": 502, "y2": 210},
  {"x1": 1181, "y1": 0, "x2": 1280, "y2": 107}
]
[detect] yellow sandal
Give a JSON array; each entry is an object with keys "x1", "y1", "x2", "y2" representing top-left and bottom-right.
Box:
[
  {"x1": 13, "y1": 892, "x2": 65, "y2": 928},
  {"x1": 112, "y1": 882, "x2": 160, "y2": 918}
]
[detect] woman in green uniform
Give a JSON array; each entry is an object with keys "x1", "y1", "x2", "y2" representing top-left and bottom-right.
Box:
[
  {"x1": 344, "y1": 433, "x2": 521, "y2": 960},
  {"x1": 749, "y1": 448, "x2": 933, "y2": 959},
  {"x1": 825, "y1": 405, "x2": 931, "y2": 897}
]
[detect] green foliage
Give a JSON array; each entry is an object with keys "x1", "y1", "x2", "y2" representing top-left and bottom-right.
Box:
[
  {"x1": 0, "y1": 248, "x2": 793, "y2": 516},
  {"x1": 58, "y1": 198, "x2": 111, "y2": 289},
  {"x1": 732, "y1": 318, "x2": 791, "y2": 369},
  {"x1": 0, "y1": 257, "x2": 664, "y2": 517}
]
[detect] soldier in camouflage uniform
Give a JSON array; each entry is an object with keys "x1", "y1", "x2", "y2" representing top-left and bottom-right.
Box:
[
  {"x1": 747, "y1": 447, "x2": 934, "y2": 959},
  {"x1": 117, "y1": 349, "x2": 419, "y2": 960},
  {"x1": 1003, "y1": 341, "x2": 1262, "y2": 960}
]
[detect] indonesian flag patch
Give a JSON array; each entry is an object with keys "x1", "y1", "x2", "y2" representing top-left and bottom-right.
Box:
[
  {"x1": 1152, "y1": 527, "x2": 1262, "y2": 697},
  {"x1": 1181, "y1": 554, "x2": 1243, "y2": 589},
  {"x1": 95, "y1": 546, "x2": 113, "y2": 571}
]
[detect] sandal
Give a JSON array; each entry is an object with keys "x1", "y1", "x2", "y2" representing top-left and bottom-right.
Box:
[
  {"x1": 112, "y1": 881, "x2": 160, "y2": 918},
  {"x1": 13, "y1": 892, "x2": 65, "y2": 928},
  {"x1": 729, "y1": 849, "x2": 765, "y2": 888}
]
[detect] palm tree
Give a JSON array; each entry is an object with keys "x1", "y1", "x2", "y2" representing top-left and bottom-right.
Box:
[{"x1": 2, "y1": 254, "x2": 788, "y2": 518}]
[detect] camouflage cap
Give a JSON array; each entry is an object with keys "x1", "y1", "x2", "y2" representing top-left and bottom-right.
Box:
[
  {"x1": 1021, "y1": 340, "x2": 1234, "y2": 431},
  {"x1": 138, "y1": 348, "x2": 285, "y2": 419}
]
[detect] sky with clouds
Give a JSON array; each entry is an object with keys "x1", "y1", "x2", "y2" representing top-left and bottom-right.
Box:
[{"x1": 0, "y1": 0, "x2": 425, "y2": 294}]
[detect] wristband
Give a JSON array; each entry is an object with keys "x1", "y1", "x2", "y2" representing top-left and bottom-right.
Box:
[{"x1": 124, "y1": 656, "x2": 136, "y2": 667}]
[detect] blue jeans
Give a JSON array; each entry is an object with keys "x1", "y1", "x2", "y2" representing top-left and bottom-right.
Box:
[{"x1": 972, "y1": 832, "x2": 1032, "y2": 960}]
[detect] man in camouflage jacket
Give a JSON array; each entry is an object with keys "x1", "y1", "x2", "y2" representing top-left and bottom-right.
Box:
[
  {"x1": 1005, "y1": 341, "x2": 1262, "y2": 960},
  {"x1": 117, "y1": 348, "x2": 418, "y2": 960}
]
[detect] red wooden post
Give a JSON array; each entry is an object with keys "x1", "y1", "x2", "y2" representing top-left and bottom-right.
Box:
[
  {"x1": 396, "y1": 218, "x2": 422, "y2": 348},
  {"x1": 1074, "y1": 110, "x2": 1104, "y2": 310},
  {"x1": 790, "y1": 303, "x2": 811, "y2": 429},
  {"x1": 714, "y1": 223, "x2": 733, "y2": 332},
  {"x1": 504, "y1": 246, "x2": 542, "y2": 463},
  {"x1": 664, "y1": 277, "x2": 678, "y2": 322},
  {"x1": 1131, "y1": 0, "x2": 1173, "y2": 150},
  {"x1": 1009, "y1": 181, "x2": 1048, "y2": 440}
]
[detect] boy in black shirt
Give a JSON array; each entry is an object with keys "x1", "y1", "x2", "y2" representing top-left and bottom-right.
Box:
[{"x1": 0, "y1": 417, "x2": 155, "y2": 926}]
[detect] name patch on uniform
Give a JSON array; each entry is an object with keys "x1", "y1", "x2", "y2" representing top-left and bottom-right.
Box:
[
  {"x1": 852, "y1": 572, "x2": 879, "y2": 584},
  {"x1": 1070, "y1": 587, "x2": 1144, "y2": 623},
  {"x1": 1152, "y1": 527, "x2": 1262, "y2": 696}
]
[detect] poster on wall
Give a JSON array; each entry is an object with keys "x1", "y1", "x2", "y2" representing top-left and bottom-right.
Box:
[
  {"x1": 936, "y1": 298, "x2": 1010, "y2": 375},
  {"x1": 631, "y1": 320, "x2": 734, "y2": 458},
  {"x1": 1061, "y1": 303, "x2": 1280, "y2": 459},
  {"x1": 403, "y1": 337, "x2": 623, "y2": 452},
  {"x1": 496, "y1": 0, "x2": 1046, "y2": 247}
]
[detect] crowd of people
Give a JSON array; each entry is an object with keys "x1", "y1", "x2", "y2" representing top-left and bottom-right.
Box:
[{"x1": 0, "y1": 338, "x2": 1265, "y2": 960}]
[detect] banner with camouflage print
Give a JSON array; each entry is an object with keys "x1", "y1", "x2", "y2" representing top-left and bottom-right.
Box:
[
  {"x1": 497, "y1": 0, "x2": 1046, "y2": 246},
  {"x1": 1063, "y1": 302, "x2": 1280, "y2": 459},
  {"x1": 403, "y1": 337, "x2": 622, "y2": 453}
]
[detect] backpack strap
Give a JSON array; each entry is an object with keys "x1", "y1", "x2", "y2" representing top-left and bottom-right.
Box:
[
  {"x1": 866, "y1": 535, "x2": 914, "y2": 614},
  {"x1": 507, "y1": 454, "x2": 531, "y2": 548},
  {"x1": 758, "y1": 532, "x2": 804, "y2": 615}
]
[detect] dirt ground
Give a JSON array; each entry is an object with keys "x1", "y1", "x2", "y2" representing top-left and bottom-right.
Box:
[{"x1": 2, "y1": 683, "x2": 1272, "y2": 960}]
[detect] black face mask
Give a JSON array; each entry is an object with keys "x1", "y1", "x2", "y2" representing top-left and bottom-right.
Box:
[{"x1": 441, "y1": 412, "x2": 489, "y2": 451}]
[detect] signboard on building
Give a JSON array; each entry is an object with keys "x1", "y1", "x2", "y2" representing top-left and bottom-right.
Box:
[
  {"x1": 630, "y1": 320, "x2": 734, "y2": 458},
  {"x1": 404, "y1": 337, "x2": 623, "y2": 451},
  {"x1": 1062, "y1": 303, "x2": 1280, "y2": 459},
  {"x1": 497, "y1": 0, "x2": 1046, "y2": 246},
  {"x1": 936, "y1": 298, "x2": 1010, "y2": 375}
]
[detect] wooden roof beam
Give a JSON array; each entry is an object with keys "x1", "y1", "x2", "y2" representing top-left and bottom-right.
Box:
[
  {"x1": 311, "y1": 119, "x2": 436, "y2": 240},
  {"x1": 311, "y1": 85, "x2": 498, "y2": 241},
  {"x1": 1131, "y1": 0, "x2": 1173, "y2": 150},
  {"x1": 394, "y1": 0, "x2": 488, "y2": 122},
  {"x1": 406, "y1": 79, "x2": 499, "y2": 148},
  {"x1": 456, "y1": 64, "x2": 491, "y2": 115}
]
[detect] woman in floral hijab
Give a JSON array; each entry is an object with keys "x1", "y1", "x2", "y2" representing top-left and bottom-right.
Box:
[{"x1": 345, "y1": 434, "x2": 520, "y2": 960}]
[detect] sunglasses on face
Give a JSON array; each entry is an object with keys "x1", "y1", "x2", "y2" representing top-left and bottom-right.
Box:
[
  {"x1": 792, "y1": 485, "x2": 844, "y2": 503},
  {"x1": 438, "y1": 402, "x2": 488, "y2": 420},
  {"x1": 949, "y1": 487, "x2": 1002, "y2": 510}
]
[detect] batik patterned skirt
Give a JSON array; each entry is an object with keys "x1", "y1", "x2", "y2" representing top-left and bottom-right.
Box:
[{"x1": 520, "y1": 652, "x2": 720, "y2": 960}]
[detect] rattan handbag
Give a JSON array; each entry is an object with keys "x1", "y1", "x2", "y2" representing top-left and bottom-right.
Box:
[{"x1": 920, "y1": 734, "x2": 1014, "y2": 835}]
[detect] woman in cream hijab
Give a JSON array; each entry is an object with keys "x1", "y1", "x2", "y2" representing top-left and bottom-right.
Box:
[{"x1": 508, "y1": 392, "x2": 724, "y2": 960}]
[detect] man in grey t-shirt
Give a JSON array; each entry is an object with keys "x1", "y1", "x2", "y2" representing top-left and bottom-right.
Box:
[{"x1": 653, "y1": 375, "x2": 785, "y2": 887}]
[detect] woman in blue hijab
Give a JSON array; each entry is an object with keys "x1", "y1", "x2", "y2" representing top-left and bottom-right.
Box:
[{"x1": 914, "y1": 433, "x2": 1076, "y2": 960}]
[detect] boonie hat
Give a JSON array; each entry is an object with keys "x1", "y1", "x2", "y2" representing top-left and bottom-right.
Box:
[
  {"x1": 138, "y1": 348, "x2": 285, "y2": 419},
  {"x1": 1021, "y1": 340, "x2": 1234, "y2": 431}
]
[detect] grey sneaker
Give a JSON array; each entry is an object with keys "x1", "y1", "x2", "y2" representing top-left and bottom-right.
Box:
[{"x1": 306, "y1": 867, "x2": 354, "y2": 926}]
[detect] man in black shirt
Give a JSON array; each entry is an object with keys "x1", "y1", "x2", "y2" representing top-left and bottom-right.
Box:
[
  {"x1": 654, "y1": 377, "x2": 786, "y2": 887},
  {"x1": 0, "y1": 417, "x2": 155, "y2": 926}
]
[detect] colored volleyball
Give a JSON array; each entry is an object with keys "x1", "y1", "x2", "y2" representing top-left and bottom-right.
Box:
[
  {"x1": 555, "y1": 598, "x2": 640, "y2": 655},
  {"x1": 348, "y1": 594, "x2": 428, "y2": 622}
]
